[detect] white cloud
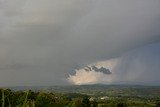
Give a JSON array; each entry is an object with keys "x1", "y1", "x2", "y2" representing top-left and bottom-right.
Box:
[
  {"x1": 68, "y1": 58, "x2": 118, "y2": 85},
  {"x1": 68, "y1": 43, "x2": 160, "y2": 85}
]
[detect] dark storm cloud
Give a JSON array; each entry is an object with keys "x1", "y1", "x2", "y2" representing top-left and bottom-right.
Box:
[
  {"x1": 0, "y1": 0, "x2": 160, "y2": 86},
  {"x1": 84, "y1": 66, "x2": 111, "y2": 74},
  {"x1": 113, "y1": 43, "x2": 160, "y2": 85}
]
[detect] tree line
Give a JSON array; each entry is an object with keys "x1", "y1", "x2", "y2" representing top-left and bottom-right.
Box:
[{"x1": 0, "y1": 88, "x2": 160, "y2": 107}]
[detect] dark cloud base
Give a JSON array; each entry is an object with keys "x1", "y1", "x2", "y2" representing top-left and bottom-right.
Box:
[{"x1": 0, "y1": 0, "x2": 160, "y2": 86}]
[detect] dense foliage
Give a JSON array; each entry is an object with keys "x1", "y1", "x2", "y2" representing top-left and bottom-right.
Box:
[{"x1": 0, "y1": 87, "x2": 160, "y2": 107}]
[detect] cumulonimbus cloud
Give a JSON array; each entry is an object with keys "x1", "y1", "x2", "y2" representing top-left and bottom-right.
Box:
[
  {"x1": 0, "y1": 0, "x2": 160, "y2": 86},
  {"x1": 68, "y1": 43, "x2": 160, "y2": 85}
]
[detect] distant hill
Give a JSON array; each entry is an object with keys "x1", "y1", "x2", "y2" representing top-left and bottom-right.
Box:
[{"x1": 5, "y1": 84, "x2": 160, "y2": 98}]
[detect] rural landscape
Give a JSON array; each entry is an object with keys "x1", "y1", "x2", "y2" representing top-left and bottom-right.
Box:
[
  {"x1": 1, "y1": 0, "x2": 160, "y2": 107},
  {"x1": 1, "y1": 85, "x2": 160, "y2": 107}
]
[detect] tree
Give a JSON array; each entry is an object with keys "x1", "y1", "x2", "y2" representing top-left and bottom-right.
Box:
[
  {"x1": 82, "y1": 97, "x2": 91, "y2": 107},
  {"x1": 91, "y1": 100, "x2": 98, "y2": 107},
  {"x1": 117, "y1": 102, "x2": 124, "y2": 107}
]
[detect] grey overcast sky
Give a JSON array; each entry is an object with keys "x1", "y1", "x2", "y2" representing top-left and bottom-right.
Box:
[{"x1": 0, "y1": 0, "x2": 160, "y2": 86}]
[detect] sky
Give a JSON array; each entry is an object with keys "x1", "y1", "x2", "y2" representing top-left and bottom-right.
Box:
[{"x1": 0, "y1": 0, "x2": 160, "y2": 86}]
